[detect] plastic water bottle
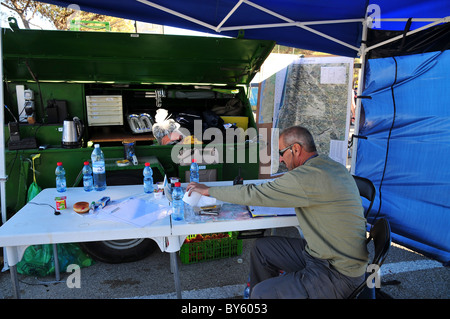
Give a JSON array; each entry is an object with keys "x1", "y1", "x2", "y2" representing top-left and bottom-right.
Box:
[
  {"x1": 82, "y1": 161, "x2": 93, "y2": 192},
  {"x1": 243, "y1": 281, "x2": 251, "y2": 299},
  {"x1": 172, "y1": 182, "x2": 184, "y2": 221},
  {"x1": 190, "y1": 158, "x2": 199, "y2": 183},
  {"x1": 55, "y1": 162, "x2": 66, "y2": 192},
  {"x1": 91, "y1": 144, "x2": 106, "y2": 191},
  {"x1": 143, "y1": 162, "x2": 154, "y2": 193}
]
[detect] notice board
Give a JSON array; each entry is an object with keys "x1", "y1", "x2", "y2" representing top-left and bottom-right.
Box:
[{"x1": 256, "y1": 56, "x2": 353, "y2": 176}]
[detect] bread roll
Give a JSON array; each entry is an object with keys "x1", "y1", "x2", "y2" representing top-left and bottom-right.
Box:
[{"x1": 73, "y1": 201, "x2": 90, "y2": 214}]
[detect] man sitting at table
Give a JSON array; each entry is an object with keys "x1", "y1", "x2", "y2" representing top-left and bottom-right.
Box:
[{"x1": 186, "y1": 125, "x2": 369, "y2": 299}]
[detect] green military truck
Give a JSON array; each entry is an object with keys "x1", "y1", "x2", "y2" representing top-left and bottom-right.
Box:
[{"x1": 1, "y1": 20, "x2": 274, "y2": 262}]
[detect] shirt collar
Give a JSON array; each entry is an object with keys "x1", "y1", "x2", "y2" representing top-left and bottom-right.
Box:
[{"x1": 303, "y1": 154, "x2": 319, "y2": 165}]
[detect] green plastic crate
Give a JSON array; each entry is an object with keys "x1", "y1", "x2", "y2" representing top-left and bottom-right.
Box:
[{"x1": 180, "y1": 232, "x2": 243, "y2": 264}]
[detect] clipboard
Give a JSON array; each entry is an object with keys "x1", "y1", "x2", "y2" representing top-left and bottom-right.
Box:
[{"x1": 248, "y1": 206, "x2": 296, "y2": 217}]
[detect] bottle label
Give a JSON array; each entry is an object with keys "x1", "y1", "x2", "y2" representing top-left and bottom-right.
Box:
[
  {"x1": 93, "y1": 166, "x2": 105, "y2": 174},
  {"x1": 92, "y1": 162, "x2": 105, "y2": 174}
]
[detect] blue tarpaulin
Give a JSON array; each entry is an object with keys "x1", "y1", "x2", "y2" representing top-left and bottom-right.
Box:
[{"x1": 355, "y1": 50, "x2": 450, "y2": 264}]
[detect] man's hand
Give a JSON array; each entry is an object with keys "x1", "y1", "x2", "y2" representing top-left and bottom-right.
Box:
[{"x1": 186, "y1": 182, "x2": 210, "y2": 196}]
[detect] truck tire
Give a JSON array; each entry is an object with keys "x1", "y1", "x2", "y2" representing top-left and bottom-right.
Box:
[
  {"x1": 79, "y1": 171, "x2": 159, "y2": 263},
  {"x1": 79, "y1": 238, "x2": 158, "y2": 263}
]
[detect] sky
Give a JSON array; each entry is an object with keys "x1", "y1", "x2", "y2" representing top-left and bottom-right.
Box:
[{"x1": 0, "y1": 4, "x2": 219, "y2": 37}]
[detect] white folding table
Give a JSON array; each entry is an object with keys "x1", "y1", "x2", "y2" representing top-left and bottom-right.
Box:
[
  {"x1": 171, "y1": 180, "x2": 299, "y2": 239},
  {"x1": 0, "y1": 185, "x2": 173, "y2": 299},
  {"x1": 171, "y1": 185, "x2": 299, "y2": 242},
  {"x1": 0, "y1": 180, "x2": 300, "y2": 299},
  {"x1": 168, "y1": 180, "x2": 300, "y2": 297}
]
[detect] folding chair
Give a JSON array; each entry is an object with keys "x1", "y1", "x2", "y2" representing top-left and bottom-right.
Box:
[
  {"x1": 353, "y1": 175, "x2": 376, "y2": 218},
  {"x1": 347, "y1": 218, "x2": 392, "y2": 299}
]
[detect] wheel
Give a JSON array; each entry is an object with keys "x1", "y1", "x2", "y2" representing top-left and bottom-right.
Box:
[
  {"x1": 79, "y1": 238, "x2": 158, "y2": 263},
  {"x1": 79, "y1": 171, "x2": 159, "y2": 263}
]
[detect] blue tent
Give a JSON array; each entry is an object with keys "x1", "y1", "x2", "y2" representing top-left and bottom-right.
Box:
[
  {"x1": 1, "y1": 1, "x2": 449, "y2": 263},
  {"x1": 38, "y1": 0, "x2": 449, "y2": 57},
  {"x1": 356, "y1": 50, "x2": 450, "y2": 264}
]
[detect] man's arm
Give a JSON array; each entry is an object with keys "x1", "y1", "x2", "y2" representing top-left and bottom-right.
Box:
[
  {"x1": 186, "y1": 182, "x2": 210, "y2": 196},
  {"x1": 187, "y1": 172, "x2": 309, "y2": 208}
]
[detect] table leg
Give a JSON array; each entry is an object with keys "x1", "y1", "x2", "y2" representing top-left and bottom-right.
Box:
[
  {"x1": 52, "y1": 244, "x2": 60, "y2": 281},
  {"x1": 9, "y1": 264, "x2": 20, "y2": 299},
  {"x1": 170, "y1": 252, "x2": 182, "y2": 299}
]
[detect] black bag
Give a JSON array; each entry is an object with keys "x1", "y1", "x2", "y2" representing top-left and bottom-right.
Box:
[{"x1": 175, "y1": 110, "x2": 225, "y2": 143}]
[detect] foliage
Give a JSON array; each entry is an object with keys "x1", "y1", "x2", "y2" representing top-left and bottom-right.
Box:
[
  {"x1": 2, "y1": 0, "x2": 135, "y2": 32},
  {"x1": 273, "y1": 44, "x2": 331, "y2": 56}
]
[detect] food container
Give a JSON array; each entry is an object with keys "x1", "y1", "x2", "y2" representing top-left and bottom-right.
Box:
[
  {"x1": 122, "y1": 140, "x2": 136, "y2": 162},
  {"x1": 55, "y1": 196, "x2": 67, "y2": 210},
  {"x1": 170, "y1": 177, "x2": 179, "y2": 183},
  {"x1": 154, "y1": 182, "x2": 164, "y2": 199}
]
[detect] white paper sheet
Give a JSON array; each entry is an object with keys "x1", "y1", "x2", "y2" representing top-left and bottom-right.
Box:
[
  {"x1": 320, "y1": 66, "x2": 347, "y2": 84},
  {"x1": 329, "y1": 139, "x2": 347, "y2": 166},
  {"x1": 182, "y1": 191, "x2": 217, "y2": 207},
  {"x1": 90, "y1": 196, "x2": 171, "y2": 227}
]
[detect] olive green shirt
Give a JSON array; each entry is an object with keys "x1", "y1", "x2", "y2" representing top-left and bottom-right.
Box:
[{"x1": 209, "y1": 155, "x2": 369, "y2": 277}]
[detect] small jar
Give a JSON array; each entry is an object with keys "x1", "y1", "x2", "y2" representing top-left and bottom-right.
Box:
[
  {"x1": 55, "y1": 196, "x2": 67, "y2": 210},
  {"x1": 154, "y1": 181, "x2": 165, "y2": 199}
]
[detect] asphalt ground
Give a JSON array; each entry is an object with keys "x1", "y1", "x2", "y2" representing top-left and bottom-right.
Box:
[{"x1": 0, "y1": 226, "x2": 447, "y2": 301}]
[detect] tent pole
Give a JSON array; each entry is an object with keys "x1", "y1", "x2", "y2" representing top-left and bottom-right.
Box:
[
  {"x1": 298, "y1": 24, "x2": 361, "y2": 52},
  {"x1": 0, "y1": 27, "x2": 10, "y2": 270},
  {"x1": 136, "y1": 0, "x2": 216, "y2": 31},
  {"x1": 350, "y1": 19, "x2": 368, "y2": 174},
  {"x1": 219, "y1": 19, "x2": 365, "y2": 32},
  {"x1": 216, "y1": 0, "x2": 244, "y2": 32},
  {"x1": 366, "y1": 16, "x2": 449, "y2": 52}
]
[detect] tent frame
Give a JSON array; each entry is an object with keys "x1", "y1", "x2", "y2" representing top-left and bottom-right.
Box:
[
  {"x1": 350, "y1": 16, "x2": 449, "y2": 172},
  {"x1": 132, "y1": 1, "x2": 449, "y2": 174},
  {"x1": 137, "y1": 0, "x2": 448, "y2": 173}
]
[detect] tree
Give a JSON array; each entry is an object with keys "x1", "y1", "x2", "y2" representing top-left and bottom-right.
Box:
[
  {"x1": 272, "y1": 44, "x2": 330, "y2": 57},
  {"x1": 1, "y1": 0, "x2": 135, "y2": 32},
  {"x1": 1, "y1": 0, "x2": 41, "y2": 29}
]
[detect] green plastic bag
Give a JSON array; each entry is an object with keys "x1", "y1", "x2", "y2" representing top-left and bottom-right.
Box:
[
  {"x1": 18, "y1": 154, "x2": 94, "y2": 277},
  {"x1": 27, "y1": 181, "x2": 42, "y2": 202},
  {"x1": 27, "y1": 154, "x2": 42, "y2": 202},
  {"x1": 17, "y1": 243, "x2": 94, "y2": 277}
]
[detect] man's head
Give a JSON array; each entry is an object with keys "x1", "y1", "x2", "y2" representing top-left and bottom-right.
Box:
[{"x1": 279, "y1": 126, "x2": 318, "y2": 170}]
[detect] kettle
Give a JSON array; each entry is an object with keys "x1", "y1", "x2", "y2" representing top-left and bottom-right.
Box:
[{"x1": 62, "y1": 116, "x2": 84, "y2": 148}]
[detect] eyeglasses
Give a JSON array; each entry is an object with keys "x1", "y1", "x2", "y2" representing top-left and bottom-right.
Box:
[{"x1": 279, "y1": 143, "x2": 301, "y2": 157}]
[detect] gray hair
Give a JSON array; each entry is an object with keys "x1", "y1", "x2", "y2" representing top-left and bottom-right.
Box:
[{"x1": 280, "y1": 126, "x2": 317, "y2": 152}]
